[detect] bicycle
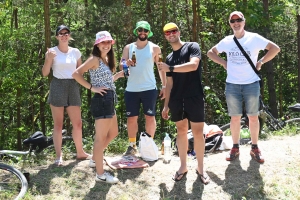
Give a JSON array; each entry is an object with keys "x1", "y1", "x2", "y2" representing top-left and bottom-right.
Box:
[
  {"x1": 220, "y1": 99, "x2": 300, "y2": 137},
  {"x1": 0, "y1": 129, "x2": 72, "y2": 200}
]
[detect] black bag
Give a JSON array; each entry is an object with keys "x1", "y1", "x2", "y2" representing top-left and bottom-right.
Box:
[{"x1": 187, "y1": 129, "x2": 223, "y2": 153}]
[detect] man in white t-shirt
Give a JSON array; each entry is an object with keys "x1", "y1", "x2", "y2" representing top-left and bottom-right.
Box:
[{"x1": 207, "y1": 11, "x2": 280, "y2": 163}]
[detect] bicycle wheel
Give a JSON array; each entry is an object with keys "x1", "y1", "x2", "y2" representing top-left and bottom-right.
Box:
[
  {"x1": 0, "y1": 163, "x2": 28, "y2": 200},
  {"x1": 220, "y1": 121, "x2": 247, "y2": 136}
]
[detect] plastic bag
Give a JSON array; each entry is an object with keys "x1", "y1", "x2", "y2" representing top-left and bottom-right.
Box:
[{"x1": 138, "y1": 132, "x2": 159, "y2": 161}]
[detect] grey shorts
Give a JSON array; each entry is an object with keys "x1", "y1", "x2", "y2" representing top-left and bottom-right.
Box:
[{"x1": 47, "y1": 77, "x2": 81, "y2": 107}]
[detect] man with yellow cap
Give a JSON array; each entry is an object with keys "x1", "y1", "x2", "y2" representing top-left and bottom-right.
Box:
[
  {"x1": 158, "y1": 22, "x2": 209, "y2": 184},
  {"x1": 121, "y1": 21, "x2": 166, "y2": 156}
]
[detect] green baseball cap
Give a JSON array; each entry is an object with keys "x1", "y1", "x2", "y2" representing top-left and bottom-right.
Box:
[{"x1": 133, "y1": 21, "x2": 153, "y2": 38}]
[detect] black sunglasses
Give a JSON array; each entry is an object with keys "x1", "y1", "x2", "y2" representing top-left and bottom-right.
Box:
[
  {"x1": 58, "y1": 32, "x2": 70, "y2": 36},
  {"x1": 230, "y1": 18, "x2": 244, "y2": 23},
  {"x1": 137, "y1": 28, "x2": 149, "y2": 33}
]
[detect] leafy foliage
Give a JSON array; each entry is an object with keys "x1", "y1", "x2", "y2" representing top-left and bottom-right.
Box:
[{"x1": 0, "y1": 0, "x2": 299, "y2": 151}]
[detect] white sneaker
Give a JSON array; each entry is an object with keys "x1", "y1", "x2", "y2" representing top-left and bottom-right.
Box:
[
  {"x1": 89, "y1": 159, "x2": 96, "y2": 168},
  {"x1": 95, "y1": 172, "x2": 119, "y2": 184}
]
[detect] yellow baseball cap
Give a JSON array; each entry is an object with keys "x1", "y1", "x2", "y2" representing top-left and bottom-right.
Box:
[{"x1": 163, "y1": 22, "x2": 179, "y2": 32}]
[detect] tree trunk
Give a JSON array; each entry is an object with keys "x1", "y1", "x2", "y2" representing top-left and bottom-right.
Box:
[
  {"x1": 297, "y1": 14, "x2": 300, "y2": 102},
  {"x1": 186, "y1": 0, "x2": 191, "y2": 41},
  {"x1": 263, "y1": 0, "x2": 278, "y2": 118},
  {"x1": 124, "y1": 0, "x2": 134, "y2": 44},
  {"x1": 191, "y1": 0, "x2": 197, "y2": 42}
]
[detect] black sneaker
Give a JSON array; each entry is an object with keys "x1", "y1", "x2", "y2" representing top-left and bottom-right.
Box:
[{"x1": 124, "y1": 145, "x2": 137, "y2": 156}]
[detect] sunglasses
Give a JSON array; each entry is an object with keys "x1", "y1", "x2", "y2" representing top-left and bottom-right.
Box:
[
  {"x1": 137, "y1": 28, "x2": 149, "y2": 33},
  {"x1": 164, "y1": 29, "x2": 178, "y2": 36},
  {"x1": 58, "y1": 32, "x2": 70, "y2": 36},
  {"x1": 229, "y1": 18, "x2": 244, "y2": 23}
]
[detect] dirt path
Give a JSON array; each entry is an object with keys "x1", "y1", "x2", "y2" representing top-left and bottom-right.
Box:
[{"x1": 28, "y1": 134, "x2": 300, "y2": 200}]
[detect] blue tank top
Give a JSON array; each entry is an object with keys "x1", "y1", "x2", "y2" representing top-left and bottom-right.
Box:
[{"x1": 126, "y1": 42, "x2": 157, "y2": 92}]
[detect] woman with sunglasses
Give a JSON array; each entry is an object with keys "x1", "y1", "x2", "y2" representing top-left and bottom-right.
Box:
[
  {"x1": 72, "y1": 31, "x2": 125, "y2": 184},
  {"x1": 42, "y1": 25, "x2": 91, "y2": 166}
]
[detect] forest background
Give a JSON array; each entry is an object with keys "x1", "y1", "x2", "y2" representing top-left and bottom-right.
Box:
[{"x1": 0, "y1": 0, "x2": 300, "y2": 151}]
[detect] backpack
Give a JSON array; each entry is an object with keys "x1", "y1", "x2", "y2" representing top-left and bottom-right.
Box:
[{"x1": 187, "y1": 123, "x2": 223, "y2": 153}]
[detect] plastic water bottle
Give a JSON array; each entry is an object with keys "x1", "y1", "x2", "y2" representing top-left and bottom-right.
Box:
[
  {"x1": 163, "y1": 133, "x2": 171, "y2": 163},
  {"x1": 122, "y1": 58, "x2": 129, "y2": 77}
]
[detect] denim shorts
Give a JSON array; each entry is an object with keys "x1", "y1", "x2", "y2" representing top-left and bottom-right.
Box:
[
  {"x1": 225, "y1": 81, "x2": 260, "y2": 116},
  {"x1": 90, "y1": 91, "x2": 115, "y2": 119}
]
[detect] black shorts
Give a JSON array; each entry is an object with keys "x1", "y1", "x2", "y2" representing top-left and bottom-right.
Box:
[
  {"x1": 90, "y1": 91, "x2": 115, "y2": 119},
  {"x1": 125, "y1": 89, "x2": 158, "y2": 117},
  {"x1": 168, "y1": 95, "x2": 205, "y2": 122}
]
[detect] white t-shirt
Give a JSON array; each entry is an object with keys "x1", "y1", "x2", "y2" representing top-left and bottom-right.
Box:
[
  {"x1": 216, "y1": 31, "x2": 270, "y2": 84},
  {"x1": 50, "y1": 46, "x2": 81, "y2": 79}
]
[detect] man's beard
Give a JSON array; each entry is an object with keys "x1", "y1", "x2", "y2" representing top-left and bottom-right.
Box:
[{"x1": 138, "y1": 34, "x2": 148, "y2": 41}]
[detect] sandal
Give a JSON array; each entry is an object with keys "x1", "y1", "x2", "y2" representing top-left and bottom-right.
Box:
[
  {"x1": 196, "y1": 170, "x2": 210, "y2": 185},
  {"x1": 172, "y1": 171, "x2": 188, "y2": 182}
]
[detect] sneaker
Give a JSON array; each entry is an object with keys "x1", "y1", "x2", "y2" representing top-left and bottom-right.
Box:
[
  {"x1": 89, "y1": 159, "x2": 106, "y2": 168},
  {"x1": 95, "y1": 172, "x2": 119, "y2": 184},
  {"x1": 250, "y1": 148, "x2": 265, "y2": 163},
  {"x1": 124, "y1": 145, "x2": 137, "y2": 156},
  {"x1": 89, "y1": 159, "x2": 96, "y2": 168},
  {"x1": 226, "y1": 147, "x2": 240, "y2": 161}
]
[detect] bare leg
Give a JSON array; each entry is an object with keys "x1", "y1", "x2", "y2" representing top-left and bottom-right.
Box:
[
  {"x1": 127, "y1": 116, "x2": 138, "y2": 139},
  {"x1": 230, "y1": 116, "x2": 242, "y2": 144},
  {"x1": 50, "y1": 105, "x2": 64, "y2": 161},
  {"x1": 190, "y1": 122, "x2": 205, "y2": 174},
  {"x1": 145, "y1": 115, "x2": 156, "y2": 138},
  {"x1": 248, "y1": 115, "x2": 259, "y2": 144},
  {"x1": 66, "y1": 106, "x2": 89, "y2": 159},
  {"x1": 94, "y1": 115, "x2": 118, "y2": 175},
  {"x1": 174, "y1": 119, "x2": 189, "y2": 178}
]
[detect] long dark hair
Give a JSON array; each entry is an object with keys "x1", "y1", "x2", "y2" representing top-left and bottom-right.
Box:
[{"x1": 91, "y1": 45, "x2": 116, "y2": 73}]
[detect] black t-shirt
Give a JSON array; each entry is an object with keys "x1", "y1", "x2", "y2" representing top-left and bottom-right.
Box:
[{"x1": 166, "y1": 42, "x2": 204, "y2": 99}]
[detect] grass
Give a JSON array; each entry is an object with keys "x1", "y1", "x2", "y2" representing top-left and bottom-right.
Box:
[{"x1": 1, "y1": 130, "x2": 300, "y2": 200}]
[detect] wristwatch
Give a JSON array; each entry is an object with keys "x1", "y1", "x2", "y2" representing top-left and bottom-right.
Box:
[
  {"x1": 258, "y1": 59, "x2": 264, "y2": 65},
  {"x1": 169, "y1": 66, "x2": 174, "y2": 72}
]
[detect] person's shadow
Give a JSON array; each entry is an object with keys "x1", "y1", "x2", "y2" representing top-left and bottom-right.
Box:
[
  {"x1": 159, "y1": 173, "x2": 205, "y2": 199},
  {"x1": 29, "y1": 160, "x2": 80, "y2": 195},
  {"x1": 208, "y1": 158, "x2": 265, "y2": 199}
]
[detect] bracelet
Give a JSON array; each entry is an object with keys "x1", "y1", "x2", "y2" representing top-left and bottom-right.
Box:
[
  {"x1": 89, "y1": 84, "x2": 92, "y2": 90},
  {"x1": 258, "y1": 59, "x2": 264, "y2": 65},
  {"x1": 161, "y1": 86, "x2": 166, "y2": 89}
]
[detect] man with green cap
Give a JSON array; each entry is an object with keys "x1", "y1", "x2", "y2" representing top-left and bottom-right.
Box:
[{"x1": 121, "y1": 21, "x2": 166, "y2": 156}]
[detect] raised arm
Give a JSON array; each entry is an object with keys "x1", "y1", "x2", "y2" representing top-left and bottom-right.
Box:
[
  {"x1": 154, "y1": 45, "x2": 166, "y2": 99},
  {"x1": 207, "y1": 46, "x2": 227, "y2": 70},
  {"x1": 42, "y1": 48, "x2": 56, "y2": 77},
  {"x1": 72, "y1": 56, "x2": 98, "y2": 90}
]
